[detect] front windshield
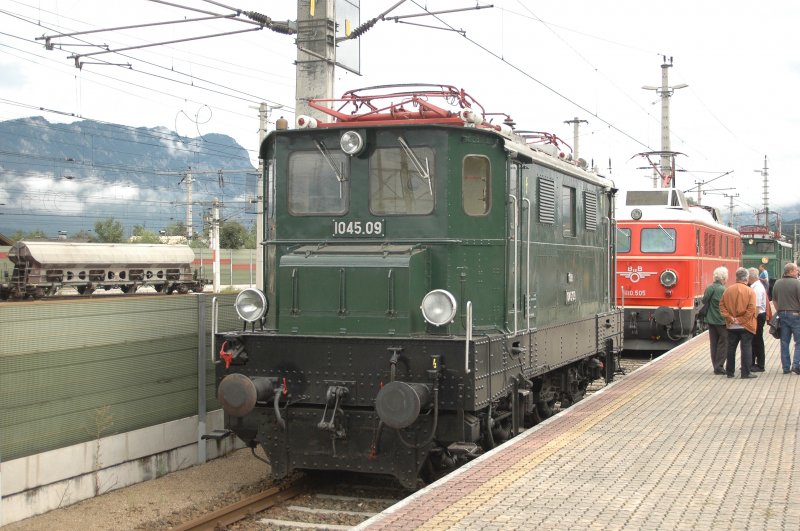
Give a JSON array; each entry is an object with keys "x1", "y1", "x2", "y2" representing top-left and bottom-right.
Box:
[
  {"x1": 369, "y1": 146, "x2": 434, "y2": 215},
  {"x1": 641, "y1": 227, "x2": 676, "y2": 253},
  {"x1": 288, "y1": 150, "x2": 349, "y2": 215}
]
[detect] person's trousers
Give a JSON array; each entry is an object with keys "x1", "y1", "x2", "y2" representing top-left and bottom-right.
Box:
[
  {"x1": 752, "y1": 312, "x2": 766, "y2": 369},
  {"x1": 708, "y1": 324, "x2": 728, "y2": 371},
  {"x1": 726, "y1": 328, "x2": 754, "y2": 377}
]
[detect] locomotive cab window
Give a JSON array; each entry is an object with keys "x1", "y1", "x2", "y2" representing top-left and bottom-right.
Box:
[
  {"x1": 370, "y1": 146, "x2": 435, "y2": 215},
  {"x1": 641, "y1": 227, "x2": 676, "y2": 253},
  {"x1": 562, "y1": 185, "x2": 576, "y2": 237},
  {"x1": 462, "y1": 155, "x2": 490, "y2": 216},
  {"x1": 288, "y1": 150, "x2": 349, "y2": 215},
  {"x1": 617, "y1": 228, "x2": 631, "y2": 253}
]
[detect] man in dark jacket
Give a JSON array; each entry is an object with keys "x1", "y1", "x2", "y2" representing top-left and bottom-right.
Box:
[
  {"x1": 772, "y1": 262, "x2": 800, "y2": 374},
  {"x1": 702, "y1": 266, "x2": 729, "y2": 374}
]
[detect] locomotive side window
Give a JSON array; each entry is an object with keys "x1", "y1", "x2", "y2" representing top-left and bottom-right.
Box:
[
  {"x1": 641, "y1": 227, "x2": 676, "y2": 253},
  {"x1": 617, "y1": 228, "x2": 631, "y2": 253},
  {"x1": 562, "y1": 185, "x2": 576, "y2": 237},
  {"x1": 462, "y1": 155, "x2": 490, "y2": 216},
  {"x1": 288, "y1": 151, "x2": 349, "y2": 215},
  {"x1": 370, "y1": 147, "x2": 435, "y2": 215}
]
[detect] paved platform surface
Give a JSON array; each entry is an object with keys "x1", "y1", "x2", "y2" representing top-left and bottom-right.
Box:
[{"x1": 357, "y1": 332, "x2": 800, "y2": 530}]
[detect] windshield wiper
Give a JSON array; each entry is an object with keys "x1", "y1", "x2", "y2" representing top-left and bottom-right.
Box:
[
  {"x1": 397, "y1": 136, "x2": 432, "y2": 195},
  {"x1": 314, "y1": 139, "x2": 345, "y2": 183},
  {"x1": 657, "y1": 224, "x2": 675, "y2": 241}
]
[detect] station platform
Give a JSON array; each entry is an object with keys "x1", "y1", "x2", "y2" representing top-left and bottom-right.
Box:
[{"x1": 357, "y1": 332, "x2": 800, "y2": 530}]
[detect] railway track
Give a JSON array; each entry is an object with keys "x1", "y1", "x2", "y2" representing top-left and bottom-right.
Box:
[
  {"x1": 174, "y1": 474, "x2": 406, "y2": 530},
  {"x1": 173, "y1": 353, "x2": 653, "y2": 530}
]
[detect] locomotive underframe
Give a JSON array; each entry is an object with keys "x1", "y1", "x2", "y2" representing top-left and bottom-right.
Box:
[
  {"x1": 216, "y1": 311, "x2": 621, "y2": 487},
  {"x1": 622, "y1": 304, "x2": 700, "y2": 351}
]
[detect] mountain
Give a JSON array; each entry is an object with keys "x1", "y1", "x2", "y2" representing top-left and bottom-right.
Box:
[{"x1": 0, "y1": 116, "x2": 257, "y2": 238}]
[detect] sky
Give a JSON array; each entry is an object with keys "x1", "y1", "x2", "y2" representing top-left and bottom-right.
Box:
[{"x1": 1, "y1": 0, "x2": 800, "y2": 234}]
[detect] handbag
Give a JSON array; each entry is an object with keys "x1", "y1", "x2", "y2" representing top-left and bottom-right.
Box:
[
  {"x1": 697, "y1": 301, "x2": 709, "y2": 321},
  {"x1": 768, "y1": 314, "x2": 781, "y2": 339}
]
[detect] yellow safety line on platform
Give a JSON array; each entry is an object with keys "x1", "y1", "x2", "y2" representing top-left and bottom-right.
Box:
[{"x1": 419, "y1": 339, "x2": 704, "y2": 531}]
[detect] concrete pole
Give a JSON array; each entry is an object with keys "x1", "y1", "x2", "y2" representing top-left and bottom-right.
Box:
[
  {"x1": 186, "y1": 170, "x2": 194, "y2": 239},
  {"x1": 658, "y1": 61, "x2": 672, "y2": 184},
  {"x1": 725, "y1": 193, "x2": 739, "y2": 227},
  {"x1": 256, "y1": 102, "x2": 266, "y2": 289},
  {"x1": 755, "y1": 155, "x2": 769, "y2": 222},
  {"x1": 295, "y1": 0, "x2": 336, "y2": 122},
  {"x1": 212, "y1": 198, "x2": 220, "y2": 293},
  {"x1": 643, "y1": 57, "x2": 686, "y2": 188},
  {"x1": 564, "y1": 117, "x2": 587, "y2": 162}
]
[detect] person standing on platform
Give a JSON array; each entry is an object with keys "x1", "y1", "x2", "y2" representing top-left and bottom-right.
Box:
[
  {"x1": 702, "y1": 266, "x2": 729, "y2": 375},
  {"x1": 747, "y1": 267, "x2": 768, "y2": 372},
  {"x1": 772, "y1": 262, "x2": 800, "y2": 374},
  {"x1": 720, "y1": 267, "x2": 758, "y2": 379},
  {"x1": 759, "y1": 264, "x2": 770, "y2": 293}
]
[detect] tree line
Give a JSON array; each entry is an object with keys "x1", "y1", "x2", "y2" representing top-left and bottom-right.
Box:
[{"x1": 7, "y1": 218, "x2": 258, "y2": 249}]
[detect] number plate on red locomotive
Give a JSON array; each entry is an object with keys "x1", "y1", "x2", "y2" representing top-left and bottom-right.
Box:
[{"x1": 332, "y1": 220, "x2": 385, "y2": 237}]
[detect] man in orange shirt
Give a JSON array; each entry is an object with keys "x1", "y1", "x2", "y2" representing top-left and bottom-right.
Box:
[{"x1": 720, "y1": 267, "x2": 758, "y2": 379}]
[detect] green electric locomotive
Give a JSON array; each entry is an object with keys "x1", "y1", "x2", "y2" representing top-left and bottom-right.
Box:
[{"x1": 214, "y1": 85, "x2": 623, "y2": 487}]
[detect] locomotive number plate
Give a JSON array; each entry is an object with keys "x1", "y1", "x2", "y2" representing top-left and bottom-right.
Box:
[{"x1": 332, "y1": 220, "x2": 385, "y2": 237}]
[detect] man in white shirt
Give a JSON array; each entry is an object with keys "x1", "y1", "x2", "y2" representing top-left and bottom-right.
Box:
[{"x1": 748, "y1": 267, "x2": 768, "y2": 371}]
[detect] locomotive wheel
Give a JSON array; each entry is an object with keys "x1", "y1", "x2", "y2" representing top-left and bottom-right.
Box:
[
  {"x1": 481, "y1": 417, "x2": 496, "y2": 451},
  {"x1": 32, "y1": 287, "x2": 45, "y2": 299},
  {"x1": 177, "y1": 284, "x2": 189, "y2": 295},
  {"x1": 524, "y1": 407, "x2": 543, "y2": 428},
  {"x1": 154, "y1": 284, "x2": 165, "y2": 293},
  {"x1": 120, "y1": 285, "x2": 137, "y2": 294},
  {"x1": 77, "y1": 286, "x2": 95, "y2": 296},
  {"x1": 536, "y1": 400, "x2": 557, "y2": 420}
]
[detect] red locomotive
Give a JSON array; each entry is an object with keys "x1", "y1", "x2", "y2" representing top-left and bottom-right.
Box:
[{"x1": 616, "y1": 188, "x2": 741, "y2": 350}]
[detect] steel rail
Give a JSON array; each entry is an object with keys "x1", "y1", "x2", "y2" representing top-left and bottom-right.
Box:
[{"x1": 173, "y1": 478, "x2": 308, "y2": 531}]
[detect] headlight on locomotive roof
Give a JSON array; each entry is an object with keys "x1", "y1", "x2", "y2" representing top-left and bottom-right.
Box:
[
  {"x1": 234, "y1": 288, "x2": 269, "y2": 322},
  {"x1": 340, "y1": 130, "x2": 365, "y2": 156},
  {"x1": 660, "y1": 269, "x2": 678, "y2": 288},
  {"x1": 420, "y1": 289, "x2": 457, "y2": 326}
]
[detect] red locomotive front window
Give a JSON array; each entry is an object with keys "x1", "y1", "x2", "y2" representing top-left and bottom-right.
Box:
[
  {"x1": 617, "y1": 228, "x2": 631, "y2": 253},
  {"x1": 641, "y1": 227, "x2": 676, "y2": 253}
]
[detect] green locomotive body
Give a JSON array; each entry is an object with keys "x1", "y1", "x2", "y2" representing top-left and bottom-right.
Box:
[
  {"x1": 215, "y1": 86, "x2": 623, "y2": 487},
  {"x1": 740, "y1": 224, "x2": 793, "y2": 295}
]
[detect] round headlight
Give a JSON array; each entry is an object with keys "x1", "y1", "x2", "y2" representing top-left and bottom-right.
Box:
[
  {"x1": 340, "y1": 130, "x2": 364, "y2": 155},
  {"x1": 234, "y1": 288, "x2": 268, "y2": 322},
  {"x1": 660, "y1": 269, "x2": 678, "y2": 288},
  {"x1": 420, "y1": 289, "x2": 457, "y2": 326},
  {"x1": 631, "y1": 208, "x2": 643, "y2": 220}
]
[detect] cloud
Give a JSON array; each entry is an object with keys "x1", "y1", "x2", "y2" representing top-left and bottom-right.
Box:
[{"x1": 0, "y1": 62, "x2": 26, "y2": 89}]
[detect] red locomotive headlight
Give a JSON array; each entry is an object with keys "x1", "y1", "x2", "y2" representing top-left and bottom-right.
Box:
[{"x1": 660, "y1": 269, "x2": 678, "y2": 288}]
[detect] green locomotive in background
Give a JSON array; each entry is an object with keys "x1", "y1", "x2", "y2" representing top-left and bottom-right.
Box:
[
  {"x1": 739, "y1": 218, "x2": 793, "y2": 296},
  {"x1": 214, "y1": 85, "x2": 623, "y2": 487}
]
